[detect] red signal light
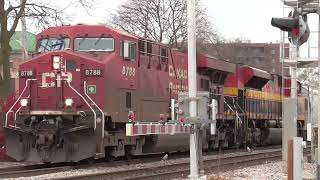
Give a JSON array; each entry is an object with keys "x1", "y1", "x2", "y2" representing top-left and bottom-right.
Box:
[
  {"x1": 292, "y1": 28, "x2": 299, "y2": 37},
  {"x1": 159, "y1": 114, "x2": 165, "y2": 121},
  {"x1": 128, "y1": 111, "x2": 135, "y2": 122}
]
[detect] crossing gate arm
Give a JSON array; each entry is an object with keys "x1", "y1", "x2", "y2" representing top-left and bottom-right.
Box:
[{"x1": 126, "y1": 122, "x2": 193, "y2": 136}]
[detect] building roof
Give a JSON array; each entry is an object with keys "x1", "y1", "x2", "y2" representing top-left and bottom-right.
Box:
[{"x1": 9, "y1": 31, "x2": 36, "y2": 52}]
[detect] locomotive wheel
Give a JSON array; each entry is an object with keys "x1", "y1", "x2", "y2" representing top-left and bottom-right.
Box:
[
  {"x1": 126, "y1": 153, "x2": 133, "y2": 161},
  {"x1": 86, "y1": 157, "x2": 95, "y2": 164},
  {"x1": 105, "y1": 155, "x2": 115, "y2": 162}
]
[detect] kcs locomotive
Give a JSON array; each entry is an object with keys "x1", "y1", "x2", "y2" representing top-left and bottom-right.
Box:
[{"x1": 3, "y1": 24, "x2": 307, "y2": 162}]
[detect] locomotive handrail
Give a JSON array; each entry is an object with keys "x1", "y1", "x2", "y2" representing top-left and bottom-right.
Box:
[
  {"x1": 67, "y1": 81, "x2": 97, "y2": 129},
  {"x1": 14, "y1": 95, "x2": 30, "y2": 122},
  {"x1": 83, "y1": 81, "x2": 105, "y2": 138},
  {"x1": 5, "y1": 79, "x2": 36, "y2": 127},
  {"x1": 224, "y1": 100, "x2": 235, "y2": 114},
  {"x1": 235, "y1": 101, "x2": 245, "y2": 114}
]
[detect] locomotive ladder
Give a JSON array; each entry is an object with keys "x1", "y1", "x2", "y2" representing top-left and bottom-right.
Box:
[
  {"x1": 67, "y1": 80, "x2": 105, "y2": 157},
  {"x1": 224, "y1": 99, "x2": 243, "y2": 146},
  {"x1": 83, "y1": 81, "x2": 105, "y2": 157}
]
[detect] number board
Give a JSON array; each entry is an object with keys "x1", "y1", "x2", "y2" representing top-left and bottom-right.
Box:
[
  {"x1": 84, "y1": 69, "x2": 103, "y2": 77},
  {"x1": 19, "y1": 70, "x2": 34, "y2": 78}
]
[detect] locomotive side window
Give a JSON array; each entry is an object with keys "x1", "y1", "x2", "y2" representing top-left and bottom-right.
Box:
[
  {"x1": 121, "y1": 41, "x2": 136, "y2": 60},
  {"x1": 74, "y1": 38, "x2": 114, "y2": 52},
  {"x1": 139, "y1": 40, "x2": 145, "y2": 54},
  {"x1": 200, "y1": 79, "x2": 210, "y2": 91},
  {"x1": 126, "y1": 92, "x2": 132, "y2": 108},
  {"x1": 66, "y1": 60, "x2": 77, "y2": 71},
  {"x1": 147, "y1": 42, "x2": 152, "y2": 55},
  {"x1": 38, "y1": 38, "x2": 70, "y2": 52},
  {"x1": 161, "y1": 47, "x2": 168, "y2": 62}
]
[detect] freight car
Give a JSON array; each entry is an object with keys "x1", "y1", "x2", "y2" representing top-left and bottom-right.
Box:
[{"x1": 3, "y1": 24, "x2": 307, "y2": 162}]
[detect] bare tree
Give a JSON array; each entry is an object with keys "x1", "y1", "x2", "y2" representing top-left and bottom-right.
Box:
[
  {"x1": 109, "y1": 0, "x2": 222, "y2": 49},
  {"x1": 0, "y1": 0, "x2": 91, "y2": 95},
  {"x1": 298, "y1": 68, "x2": 319, "y2": 88}
]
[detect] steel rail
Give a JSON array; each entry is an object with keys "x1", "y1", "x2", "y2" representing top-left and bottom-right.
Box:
[
  {"x1": 0, "y1": 166, "x2": 73, "y2": 179},
  {"x1": 55, "y1": 149, "x2": 286, "y2": 180},
  {"x1": 0, "y1": 147, "x2": 309, "y2": 179}
]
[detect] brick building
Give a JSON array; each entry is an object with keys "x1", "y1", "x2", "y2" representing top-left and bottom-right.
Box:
[{"x1": 200, "y1": 43, "x2": 283, "y2": 75}]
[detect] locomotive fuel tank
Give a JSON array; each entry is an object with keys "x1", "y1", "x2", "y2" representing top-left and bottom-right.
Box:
[{"x1": 261, "y1": 128, "x2": 282, "y2": 145}]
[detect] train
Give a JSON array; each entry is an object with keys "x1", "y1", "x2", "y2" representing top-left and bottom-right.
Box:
[{"x1": 2, "y1": 24, "x2": 308, "y2": 162}]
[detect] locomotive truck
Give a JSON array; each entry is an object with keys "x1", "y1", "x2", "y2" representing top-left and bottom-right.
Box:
[{"x1": 3, "y1": 24, "x2": 307, "y2": 162}]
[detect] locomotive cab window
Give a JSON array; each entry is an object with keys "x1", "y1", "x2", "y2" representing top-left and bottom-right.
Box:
[
  {"x1": 38, "y1": 37, "x2": 70, "y2": 52},
  {"x1": 74, "y1": 37, "x2": 114, "y2": 52},
  {"x1": 121, "y1": 41, "x2": 136, "y2": 60}
]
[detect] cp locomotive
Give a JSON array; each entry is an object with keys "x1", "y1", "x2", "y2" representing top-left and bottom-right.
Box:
[{"x1": 3, "y1": 24, "x2": 307, "y2": 162}]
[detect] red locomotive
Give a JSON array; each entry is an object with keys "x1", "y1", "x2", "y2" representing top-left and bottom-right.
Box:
[{"x1": 2, "y1": 24, "x2": 307, "y2": 162}]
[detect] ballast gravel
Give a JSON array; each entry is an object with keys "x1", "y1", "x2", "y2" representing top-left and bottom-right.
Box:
[
  {"x1": 2, "y1": 148, "x2": 313, "y2": 180},
  {"x1": 208, "y1": 160, "x2": 316, "y2": 180}
]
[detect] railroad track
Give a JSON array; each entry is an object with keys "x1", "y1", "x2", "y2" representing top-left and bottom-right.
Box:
[
  {"x1": 0, "y1": 146, "x2": 309, "y2": 179},
  {"x1": 0, "y1": 163, "x2": 76, "y2": 179},
  {"x1": 55, "y1": 149, "x2": 283, "y2": 180}
]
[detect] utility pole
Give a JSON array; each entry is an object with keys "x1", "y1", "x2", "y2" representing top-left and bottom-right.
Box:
[{"x1": 187, "y1": 0, "x2": 204, "y2": 179}]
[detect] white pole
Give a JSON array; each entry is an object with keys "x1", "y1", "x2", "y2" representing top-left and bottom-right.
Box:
[
  {"x1": 210, "y1": 99, "x2": 217, "y2": 135},
  {"x1": 187, "y1": 0, "x2": 200, "y2": 179},
  {"x1": 317, "y1": 4, "x2": 320, "y2": 178},
  {"x1": 20, "y1": 0, "x2": 27, "y2": 60},
  {"x1": 171, "y1": 99, "x2": 175, "y2": 121}
]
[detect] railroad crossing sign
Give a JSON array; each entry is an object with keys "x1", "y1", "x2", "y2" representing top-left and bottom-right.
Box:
[{"x1": 87, "y1": 85, "x2": 96, "y2": 94}]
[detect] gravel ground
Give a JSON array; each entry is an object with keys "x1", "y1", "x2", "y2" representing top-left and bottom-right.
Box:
[
  {"x1": 208, "y1": 160, "x2": 316, "y2": 180},
  {"x1": 3, "y1": 150, "x2": 279, "y2": 180},
  {"x1": 0, "y1": 162, "x2": 36, "y2": 168}
]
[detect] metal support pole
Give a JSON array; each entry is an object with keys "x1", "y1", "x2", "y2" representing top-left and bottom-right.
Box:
[
  {"x1": 283, "y1": 45, "x2": 298, "y2": 164},
  {"x1": 290, "y1": 44, "x2": 298, "y2": 99},
  {"x1": 187, "y1": 0, "x2": 202, "y2": 179},
  {"x1": 198, "y1": 129, "x2": 204, "y2": 176},
  {"x1": 288, "y1": 140, "x2": 293, "y2": 180},
  {"x1": 293, "y1": 137, "x2": 303, "y2": 180},
  {"x1": 317, "y1": 5, "x2": 320, "y2": 178}
]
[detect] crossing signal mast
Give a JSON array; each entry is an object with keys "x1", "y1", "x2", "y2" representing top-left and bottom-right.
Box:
[{"x1": 271, "y1": 3, "x2": 313, "y2": 179}]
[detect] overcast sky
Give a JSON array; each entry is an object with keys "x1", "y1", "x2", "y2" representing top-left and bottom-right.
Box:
[{"x1": 23, "y1": 0, "x2": 319, "y2": 44}]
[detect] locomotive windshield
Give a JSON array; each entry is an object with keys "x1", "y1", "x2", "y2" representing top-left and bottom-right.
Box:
[
  {"x1": 74, "y1": 38, "x2": 114, "y2": 52},
  {"x1": 37, "y1": 38, "x2": 70, "y2": 52}
]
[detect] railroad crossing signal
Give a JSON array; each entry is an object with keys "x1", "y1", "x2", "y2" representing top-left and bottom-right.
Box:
[
  {"x1": 271, "y1": 10, "x2": 310, "y2": 46},
  {"x1": 87, "y1": 85, "x2": 96, "y2": 94}
]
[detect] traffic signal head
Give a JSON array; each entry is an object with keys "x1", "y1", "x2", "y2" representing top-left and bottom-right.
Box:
[
  {"x1": 271, "y1": 17, "x2": 299, "y2": 31},
  {"x1": 271, "y1": 10, "x2": 309, "y2": 46}
]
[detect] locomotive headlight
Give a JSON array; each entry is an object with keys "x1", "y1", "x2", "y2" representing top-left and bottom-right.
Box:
[
  {"x1": 52, "y1": 56, "x2": 61, "y2": 70},
  {"x1": 20, "y1": 99, "x2": 28, "y2": 107},
  {"x1": 65, "y1": 98, "x2": 73, "y2": 106}
]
